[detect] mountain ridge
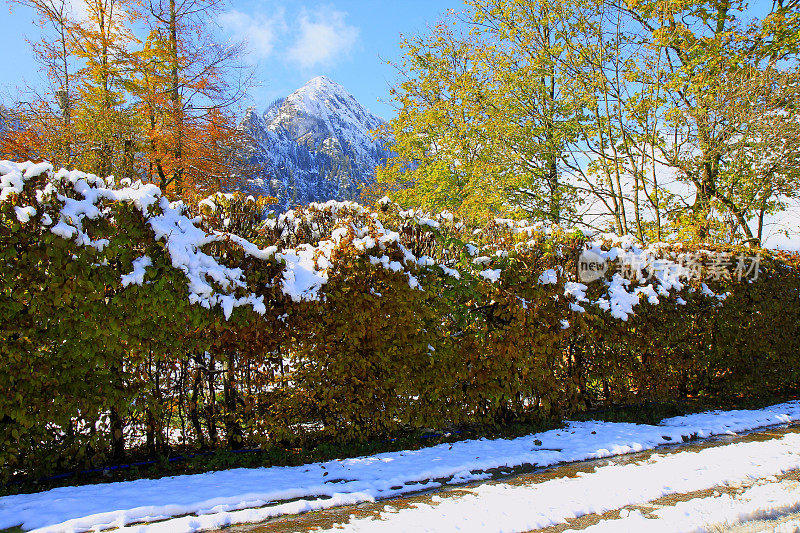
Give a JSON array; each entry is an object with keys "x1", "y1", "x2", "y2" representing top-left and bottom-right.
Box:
[{"x1": 240, "y1": 76, "x2": 391, "y2": 208}]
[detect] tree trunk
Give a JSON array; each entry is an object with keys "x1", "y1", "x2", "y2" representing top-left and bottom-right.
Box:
[
  {"x1": 223, "y1": 354, "x2": 243, "y2": 449},
  {"x1": 189, "y1": 356, "x2": 206, "y2": 449},
  {"x1": 109, "y1": 406, "x2": 125, "y2": 462},
  {"x1": 205, "y1": 352, "x2": 218, "y2": 446},
  {"x1": 169, "y1": 0, "x2": 184, "y2": 196}
]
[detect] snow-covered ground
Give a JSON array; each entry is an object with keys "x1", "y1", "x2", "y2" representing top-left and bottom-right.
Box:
[
  {"x1": 325, "y1": 430, "x2": 800, "y2": 532},
  {"x1": 566, "y1": 477, "x2": 800, "y2": 533},
  {"x1": 2, "y1": 402, "x2": 800, "y2": 532}
]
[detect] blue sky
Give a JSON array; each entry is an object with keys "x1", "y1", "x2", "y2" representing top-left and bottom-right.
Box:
[
  {"x1": 1, "y1": 0, "x2": 465, "y2": 120},
  {"x1": 0, "y1": 1, "x2": 776, "y2": 121}
]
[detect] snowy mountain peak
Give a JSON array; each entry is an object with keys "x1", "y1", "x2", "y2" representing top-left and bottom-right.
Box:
[
  {"x1": 292, "y1": 76, "x2": 355, "y2": 105},
  {"x1": 240, "y1": 78, "x2": 392, "y2": 208},
  {"x1": 300, "y1": 75, "x2": 345, "y2": 94},
  {"x1": 270, "y1": 76, "x2": 384, "y2": 150},
  {"x1": 242, "y1": 106, "x2": 263, "y2": 126}
]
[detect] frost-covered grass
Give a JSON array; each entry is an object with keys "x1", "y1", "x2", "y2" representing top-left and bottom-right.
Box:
[
  {"x1": 2, "y1": 400, "x2": 800, "y2": 532},
  {"x1": 2, "y1": 419, "x2": 562, "y2": 501}
]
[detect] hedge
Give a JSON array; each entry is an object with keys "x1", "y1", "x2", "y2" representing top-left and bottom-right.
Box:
[{"x1": 1, "y1": 160, "x2": 799, "y2": 483}]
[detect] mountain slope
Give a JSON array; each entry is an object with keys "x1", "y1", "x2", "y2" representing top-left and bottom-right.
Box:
[{"x1": 240, "y1": 76, "x2": 391, "y2": 207}]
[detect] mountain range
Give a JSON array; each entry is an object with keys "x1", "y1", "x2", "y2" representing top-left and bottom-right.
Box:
[{"x1": 239, "y1": 76, "x2": 392, "y2": 208}]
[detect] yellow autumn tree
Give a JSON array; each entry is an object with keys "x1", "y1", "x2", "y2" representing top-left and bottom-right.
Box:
[
  {"x1": 382, "y1": 0, "x2": 800, "y2": 244},
  {"x1": 134, "y1": 0, "x2": 254, "y2": 201},
  {"x1": 8, "y1": 0, "x2": 254, "y2": 200},
  {"x1": 66, "y1": 0, "x2": 140, "y2": 178},
  {"x1": 378, "y1": 21, "x2": 508, "y2": 223}
]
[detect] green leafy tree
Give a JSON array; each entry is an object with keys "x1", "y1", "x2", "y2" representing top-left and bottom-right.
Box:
[
  {"x1": 620, "y1": 0, "x2": 800, "y2": 242},
  {"x1": 384, "y1": 0, "x2": 800, "y2": 244},
  {"x1": 380, "y1": 1, "x2": 591, "y2": 224}
]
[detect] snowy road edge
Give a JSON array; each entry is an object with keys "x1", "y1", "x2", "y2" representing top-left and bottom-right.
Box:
[{"x1": 3, "y1": 400, "x2": 799, "y2": 532}]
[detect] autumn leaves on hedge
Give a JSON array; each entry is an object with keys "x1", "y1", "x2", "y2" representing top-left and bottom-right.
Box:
[{"x1": 2, "y1": 161, "x2": 799, "y2": 483}]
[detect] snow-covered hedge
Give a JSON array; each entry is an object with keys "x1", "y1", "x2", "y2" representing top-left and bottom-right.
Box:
[{"x1": 2, "y1": 160, "x2": 800, "y2": 483}]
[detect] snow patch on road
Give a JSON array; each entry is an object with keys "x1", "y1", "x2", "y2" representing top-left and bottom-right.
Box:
[
  {"x1": 327, "y1": 434, "x2": 800, "y2": 532},
  {"x1": 570, "y1": 478, "x2": 800, "y2": 533}
]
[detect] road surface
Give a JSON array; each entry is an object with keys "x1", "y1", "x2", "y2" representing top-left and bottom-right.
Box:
[{"x1": 219, "y1": 425, "x2": 800, "y2": 533}]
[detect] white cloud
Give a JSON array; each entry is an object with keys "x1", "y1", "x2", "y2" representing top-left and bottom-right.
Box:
[
  {"x1": 218, "y1": 9, "x2": 286, "y2": 60},
  {"x1": 66, "y1": 0, "x2": 91, "y2": 22},
  {"x1": 286, "y1": 7, "x2": 359, "y2": 68},
  {"x1": 216, "y1": 6, "x2": 358, "y2": 68},
  {"x1": 66, "y1": 0, "x2": 134, "y2": 25}
]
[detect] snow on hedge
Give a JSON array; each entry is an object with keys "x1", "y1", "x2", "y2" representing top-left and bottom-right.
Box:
[
  {"x1": 1, "y1": 160, "x2": 752, "y2": 322},
  {"x1": 2, "y1": 161, "x2": 291, "y2": 317}
]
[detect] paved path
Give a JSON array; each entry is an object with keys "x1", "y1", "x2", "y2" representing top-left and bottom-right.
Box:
[{"x1": 219, "y1": 425, "x2": 800, "y2": 533}]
